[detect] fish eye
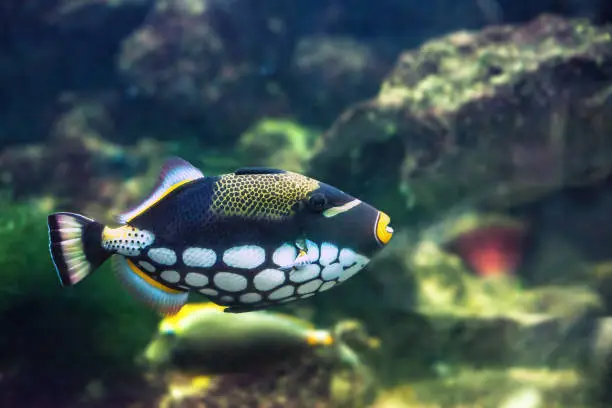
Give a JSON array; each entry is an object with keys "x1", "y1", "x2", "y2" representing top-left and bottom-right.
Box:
[{"x1": 308, "y1": 193, "x2": 327, "y2": 212}]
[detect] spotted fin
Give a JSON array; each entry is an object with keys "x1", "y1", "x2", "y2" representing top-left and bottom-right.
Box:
[
  {"x1": 47, "y1": 212, "x2": 110, "y2": 286},
  {"x1": 112, "y1": 255, "x2": 188, "y2": 316},
  {"x1": 116, "y1": 157, "x2": 205, "y2": 224}
]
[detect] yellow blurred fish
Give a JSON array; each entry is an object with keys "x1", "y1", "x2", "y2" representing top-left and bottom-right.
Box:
[{"x1": 142, "y1": 302, "x2": 334, "y2": 374}]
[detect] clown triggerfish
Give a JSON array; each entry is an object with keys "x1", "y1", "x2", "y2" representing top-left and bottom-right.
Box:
[{"x1": 47, "y1": 157, "x2": 394, "y2": 315}]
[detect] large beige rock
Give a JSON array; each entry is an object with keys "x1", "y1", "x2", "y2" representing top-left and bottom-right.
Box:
[{"x1": 309, "y1": 15, "x2": 612, "y2": 221}]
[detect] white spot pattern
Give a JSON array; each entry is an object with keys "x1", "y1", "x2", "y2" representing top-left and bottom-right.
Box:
[
  {"x1": 138, "y1": 261, "x2": 156, "y2": 273},
  {"x1": 148, "y1": 248, "x2": 177, "y2": 265},
  {"x1": 319, "y1": 243, "x2": 338, "y2": 266},
  {"x1": 223, "y1": 245, "x2": 265, "y2": 269},
  {"x1": 268, "y1": 285, "x2": 295, "y2": 300},
  {"x1": 321, "y1": 263, "x2": 343, "y2": 281},
  {"x1": 183, "y1": 247, "x2": 216, "y2": 268},
  {"x1": 116, "y1": 247, "x2": 140, "y2": 257},
  {"x1": 160, "y1": 270, "x2": 180, "y2": 283},
  {"x1": 214, "y1": 272, "x2": 248, "y2": 292},
  {"x1": 305, "y1": 240, "x2": 320, "y2": 263},
  {"x1": 272, "y1": 243, "x2": 297, "y2": 268},
  {"x1": 199, "y1": 288, "x2": 219, "y2": 297},
  {"x1": 339, "y1": 248, "x2": 357, "y2": 267},
  {"x1": 297, "y1": 279, "x2": 323, "y2": 295},
  {"x1": 289, "y1": 264, "x2": 321, "y2": 283},
  {"x1": 279, "y1": 296, "x2": 298, "y2": 303},
  {"x1": 253, "y1": 269, "x2": 285, "y2": 291},
  {"x1": 221, "y1": 295, "x2": 234, "y2": 303},
  {"x1": 185, "y1": 272, "x2": 209, "y2": 287},
  {"x1": 240, "y1": 293, "x2": 263, "y2": 303},
  {"x1": 102, "y1": 228, "x2": 155, "y2": 257}
]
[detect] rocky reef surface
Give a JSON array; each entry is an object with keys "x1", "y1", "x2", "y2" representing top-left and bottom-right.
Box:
[{"x1": 309, "y1": 14, "x2": 612, "y2": 223}]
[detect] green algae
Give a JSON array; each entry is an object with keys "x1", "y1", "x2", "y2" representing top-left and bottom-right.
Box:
[
  {"x1": 0, "y1": 193, "x2": 54, "y2": 310},
  {"x1": 236, "y1": 118, "x2": 320, "y2": 173},
  {"x1": 0, "y1": 193, "x2": 159, "y2": 377},
  {"x1": 378, "y1": 16, "x2": 612, "y2": 114}
]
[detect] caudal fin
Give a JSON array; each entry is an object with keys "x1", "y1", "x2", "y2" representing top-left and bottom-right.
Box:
[{"x1": 47, "y1": 212, "x2": 110, "y2": 286}]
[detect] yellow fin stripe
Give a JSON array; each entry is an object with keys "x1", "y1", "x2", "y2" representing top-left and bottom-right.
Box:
[
  {"x1": 125, "y1": 179, "x2": 193, "y2": 223},
  {"x1": 306, "y1": 330, "x2": 334, "y2": 346},
  {"x1": 159, "y1": 302, "x2": 224, "y2": 333},
  {"x1": 125, "y1": 258, "x2": 181, "y2": 294}
]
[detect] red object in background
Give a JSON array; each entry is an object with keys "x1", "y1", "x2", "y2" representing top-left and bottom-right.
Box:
[{"x1": 448, "y1": 225, "x2": 525, "y2": 278}]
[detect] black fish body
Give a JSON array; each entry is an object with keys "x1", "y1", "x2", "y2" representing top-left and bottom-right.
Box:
[{"x1": 47, "y1": 158, "x2": 394, "y2": 315}]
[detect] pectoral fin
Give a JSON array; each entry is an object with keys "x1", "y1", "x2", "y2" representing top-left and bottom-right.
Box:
[{"x1": 279, "y1": 239, "x2": 317, "y2": 271}]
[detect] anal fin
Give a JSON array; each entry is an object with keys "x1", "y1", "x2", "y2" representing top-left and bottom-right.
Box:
[
  {"x1": 112, "y1": 256, "x2": 188, "y2": 316},
  {"x1": 117, "y1": 157, "x2": 205, "y2": 224}
]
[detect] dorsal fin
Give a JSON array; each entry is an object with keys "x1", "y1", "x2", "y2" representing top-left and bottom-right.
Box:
[
  {"x1": 234, "y1": 167, "x2": 286, "y2": 175},
  {"x1": 116, "y1": 157, "x2": 204, "y2": 224}
]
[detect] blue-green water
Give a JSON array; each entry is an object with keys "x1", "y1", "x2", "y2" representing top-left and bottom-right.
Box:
[{"x1": 1, "y1": 1, "x2": 612, "y2": 407}]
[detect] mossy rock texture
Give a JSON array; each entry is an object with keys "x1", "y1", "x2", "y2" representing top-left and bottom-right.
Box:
[
  {"x1": 309, "y1": 14, "x2": 612, "y2": 222},
  {"x1": 236, "y1": 118, "x2": 320, "y2": 173}
]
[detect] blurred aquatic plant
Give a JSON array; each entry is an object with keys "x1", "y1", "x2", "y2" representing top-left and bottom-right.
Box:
[
  {"x1": 236, "y1": 118, "x2": 321, "y2": 173},
  {"x1": 0, "y1": 191, "x2": 56, "y2": 307},
  {"x1": 0, "y1": 191, "x2": 164, "y2": 404}
]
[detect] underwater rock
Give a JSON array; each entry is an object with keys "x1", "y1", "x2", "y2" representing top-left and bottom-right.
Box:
[
  {"x1": 0, "y1": 93, "x2": 167, "y2": 217},
  {"x1": 235, "y1": 118, "x2": 320, "y2": 173},
  {"x1": 154, "y1": 351, "x2": 373, "y2": 408},
  {"x1": 361, "y1": 207, "x2": 607, "y2": 389},
  {"x1": 117, "y1": 0, "x2": 297, "y2": 144},
  {"x1": 0, "y1": 0, "x2": 151, "y2": 45},
  {"x1": 309, "y1": 14, "x2": 612, "y2": 221},
  {"x1": 0, "y1": 0, "x2": 151, "y2": 146},
  {"x1": 37, "y1": 0, "x2": 152, "y2": 31},
  {"x1": 287, "y1": 36, "x2": 397, "y2": 126},
  {"x1": 371, "y1": 368, "x2": 591, "y2": 408},
  {"x1": 389, "y1": 213, "x2": 603, "y2": 320}
]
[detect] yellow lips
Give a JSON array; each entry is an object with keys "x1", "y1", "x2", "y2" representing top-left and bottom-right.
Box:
[{"x1": 375, "y1": 211, "x2": 393, "y2": 245}]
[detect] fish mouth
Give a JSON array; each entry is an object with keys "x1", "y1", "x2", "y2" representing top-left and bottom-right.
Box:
[{"x1": 374, "y1": 211, "x2": 394, "y2": 246}]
